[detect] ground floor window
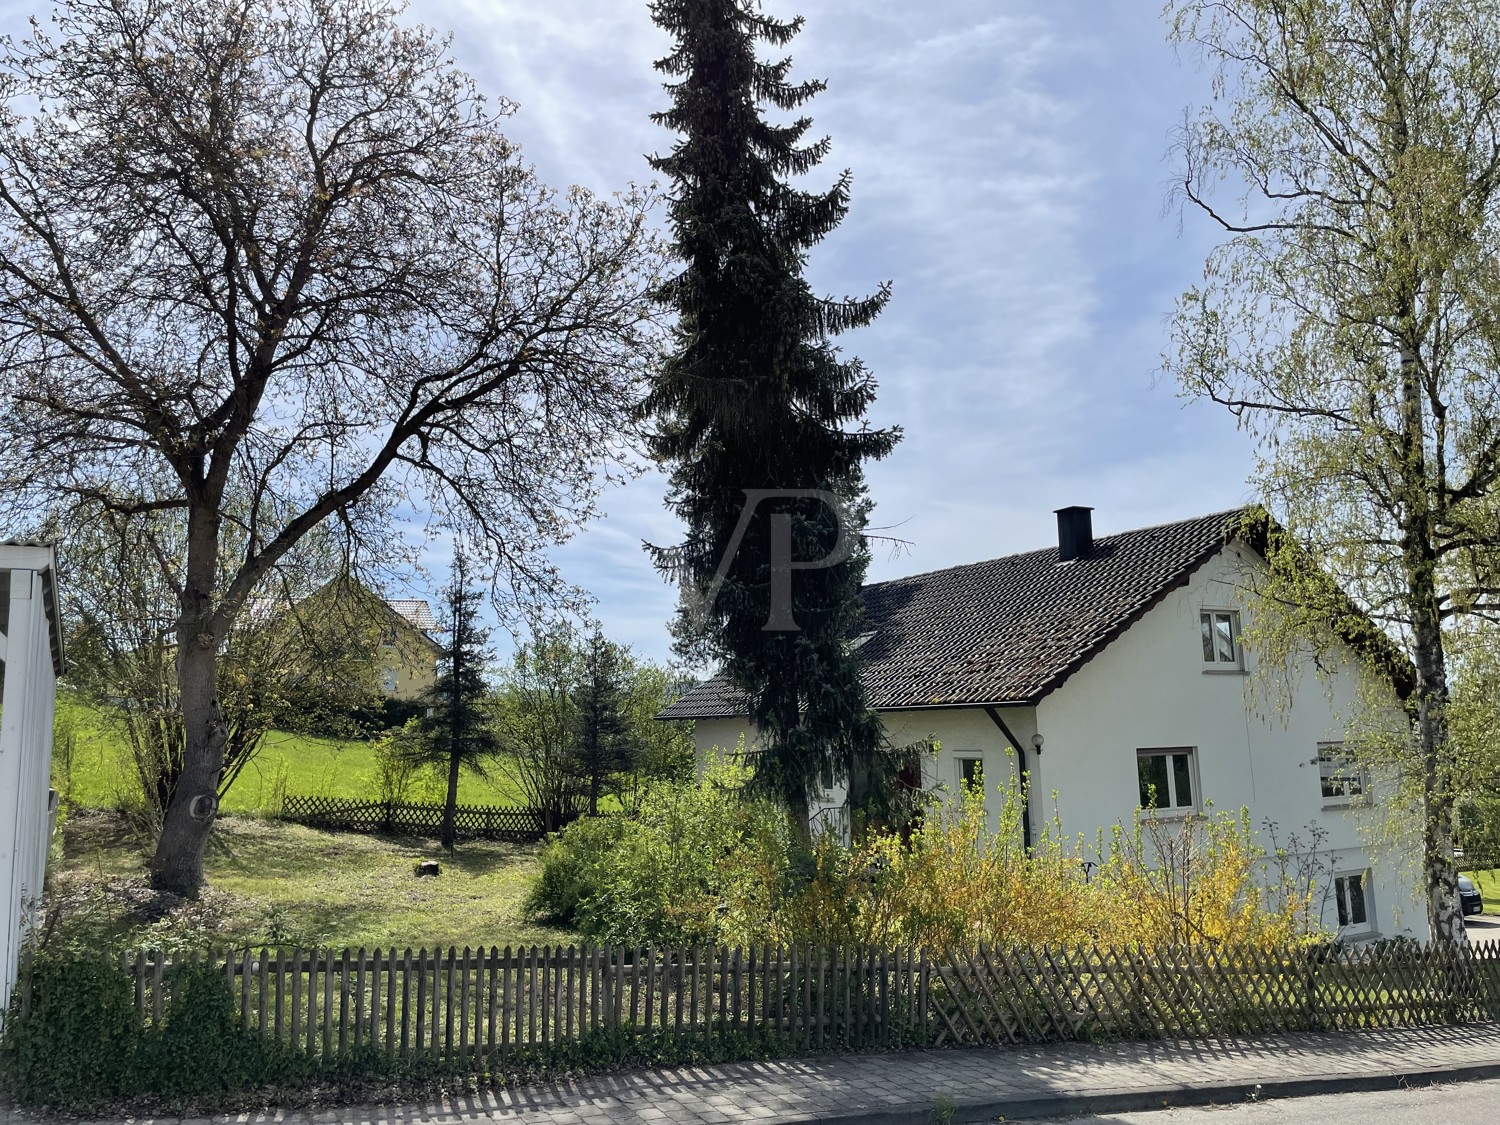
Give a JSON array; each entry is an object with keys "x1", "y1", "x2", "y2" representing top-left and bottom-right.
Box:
[
  {"x1": 956, "y1": 755, "x2": 984, "y2": 793},
  {"x1": 1334, "y1": 870, "x2": 1372, "y2": 931},
  {"x1": 1137, "y1": 748, "x2": 1196, "y2": 811}
]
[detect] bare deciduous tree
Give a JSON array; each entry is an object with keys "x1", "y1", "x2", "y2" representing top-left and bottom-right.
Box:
[{"x1": 0, "y1": 0, "x2": 661, "y2": 895}]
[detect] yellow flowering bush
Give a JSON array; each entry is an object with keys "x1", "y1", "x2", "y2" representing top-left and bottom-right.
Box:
[{"x1": 534, "y1": 760, "x2": 1324, "y2": 951}]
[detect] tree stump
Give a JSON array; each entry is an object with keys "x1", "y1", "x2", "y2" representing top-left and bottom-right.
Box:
[{"x1": 415, "y1": 859, "x2": 441, "y2": 878}]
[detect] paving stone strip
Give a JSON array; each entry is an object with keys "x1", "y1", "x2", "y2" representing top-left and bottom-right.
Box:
[{"x1": 7, "y1": 1025, "x2": 1500, "y2": 1125}]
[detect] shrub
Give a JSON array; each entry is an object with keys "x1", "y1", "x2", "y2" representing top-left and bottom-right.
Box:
[
  {"x1": 527, "y1": 754, "x2": 795, "y2": 947},
  {"x1": 529, "y1": 753, "x2": 1325, "y2": 954},
  {"x1": 138, "y1": 962, "x2": 300, "y2": 1100},
  {"x1": 524, "y1": 814, "x2": 628, "y2": 925},
  {"x1": 3, "y1": 957, "x2": 140, "y2": 1109}
]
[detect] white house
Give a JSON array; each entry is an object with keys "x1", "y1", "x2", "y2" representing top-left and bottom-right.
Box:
[
  {"x1": 661, "y1": 507, "x2": 1429, "y2": 943},
  {"x1": 0, "y1": 541, "x2": 64, "y2": 1016}
]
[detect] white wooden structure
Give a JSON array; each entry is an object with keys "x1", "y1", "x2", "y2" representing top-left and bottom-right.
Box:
[{"x1": 0, "y1": 542, "x2": 64, "y2": 1017}]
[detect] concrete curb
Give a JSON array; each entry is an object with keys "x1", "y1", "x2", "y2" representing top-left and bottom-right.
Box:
[{"x1": 804, "y1": 1059, "x2": 1500, "y2": 1124}]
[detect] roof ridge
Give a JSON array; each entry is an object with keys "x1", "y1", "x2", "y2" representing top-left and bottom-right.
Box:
[{"x1": 862, "y1": 507, "x2": 1247, "y2": 592}]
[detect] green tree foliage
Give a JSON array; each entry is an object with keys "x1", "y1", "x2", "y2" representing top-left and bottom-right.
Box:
[
  {"x1": 414, "y1": 552, "x2": 500, "y2": 850},
  {"x1": 643, "y1": 0, "x2": 901, "y2": 833},
  {"x1": 492, "y1": 629, "x2": 586, "y2": 832},
  {"x1": 57, "y1": 513, "x2": 381, "y2": 826},
  {"x1": 1163, "y1": 0, "x2": 1500, "y2": 942},
  {"x1": 492, "y1": 625, "x2": 695, "y2": 827},
  {"x1": 1448, "y1": 625, "x2": 1500, "y2": 866},
  {"x1": 569, "y1": 631, "x2": 643, "y2": 817}
]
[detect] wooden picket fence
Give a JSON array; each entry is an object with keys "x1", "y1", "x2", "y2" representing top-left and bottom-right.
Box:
[
  {"x1": 114, "y1": 940, "x2": 1500, "y2": 1060},
  {"x1": 278, "y1": 795, "x2": 546, "y2": 842},
  {"x1": 120, "y1": 945, "x2": 919, "y2": 1058}
]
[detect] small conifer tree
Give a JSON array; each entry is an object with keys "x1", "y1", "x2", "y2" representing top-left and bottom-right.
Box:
[
  {"x1": 568, "y1": 631, "x2": 642, "y2": 815},
  {"x1": 416, "y1": 550, "x2": 500, "y2": 850}
]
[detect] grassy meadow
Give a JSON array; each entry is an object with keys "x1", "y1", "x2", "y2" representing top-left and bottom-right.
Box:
[
  {"x1": 51, "y1": 811, "x2": 572, "y2": 952},
  {"x1": 52, "y1": 692, "x2": 529, "y2": 814},
  {"x1": 45, "y1": 695, "x2": 565, "y2": 955}
]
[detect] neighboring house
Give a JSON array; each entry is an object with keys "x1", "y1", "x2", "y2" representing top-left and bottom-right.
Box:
[
  {"x1": 376, "y1": 597, "x2": 442, "y2": 703},
  {"x1": 0, "y1": 542, "x2": 64, "y2": 1020},
  {"x1": 661, "y1": 506, "x2": 1429, "y2": 943},
  {"x1": 247, "y1": 581, "x2": 442, "y2": 707}
]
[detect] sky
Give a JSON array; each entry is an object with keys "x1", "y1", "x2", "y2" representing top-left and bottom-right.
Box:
[
  {"x1": 412, "y1": 0, "x2": 1258, "y2": 665},
  {"x1": 0, "y1": 0, "x2": 1263, "y2": 667}
]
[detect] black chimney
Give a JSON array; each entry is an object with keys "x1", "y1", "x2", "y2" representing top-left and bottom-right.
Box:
[{"x1": 1055, "y1": 506, "x2": 1094, "y2": 562}]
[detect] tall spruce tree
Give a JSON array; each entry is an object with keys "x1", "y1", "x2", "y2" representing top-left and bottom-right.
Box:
[
  {"x1": 645, "y1": 0, "x2": 901, "y2": 833},
  {"x1": 416, "y1": 550, "x2": 501, "y2": 850}
]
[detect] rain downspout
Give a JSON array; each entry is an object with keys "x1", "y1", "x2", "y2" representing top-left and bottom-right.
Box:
[{"x1": 983, "y1": 705, "x2": 1032, "y2": 850}]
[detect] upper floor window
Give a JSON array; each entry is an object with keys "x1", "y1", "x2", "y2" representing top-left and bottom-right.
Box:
[
  {"x1": 380, "y1": 625, "x2": 399, "y2": 647},
  {"x1": 1318, "y1": 742, "x2": 1366, "y2": 804},
  {"x1": 1137, "y1": 747, "x2": 1197, "y2": 811},
  {"x1": 1200, "y1": 610, "x2": 1240, "y2": 667}
]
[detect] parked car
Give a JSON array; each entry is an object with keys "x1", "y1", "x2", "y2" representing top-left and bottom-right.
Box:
[{"x1": 1460, "y1": 874, "x2": 1484, "y2": 917}]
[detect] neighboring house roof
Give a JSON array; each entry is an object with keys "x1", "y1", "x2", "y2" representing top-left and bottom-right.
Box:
[
  {"x1": 660, "y1": 509, "x2": 1248, "y2": 720},
  {"x1": 385, "y1": 598, "x2": 437, "y2": 631},
  {"x1": 247, "y1": 588, "x2": 437, "y2": 629}
]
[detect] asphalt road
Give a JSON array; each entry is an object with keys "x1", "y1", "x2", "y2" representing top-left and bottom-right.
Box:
[
  {"x1": 1025, "y1": 1077, "x2": 1500, "y2": 1123},
  {"x1": 1466, "y1": 914, "x2": 1500, "y2": 944}
]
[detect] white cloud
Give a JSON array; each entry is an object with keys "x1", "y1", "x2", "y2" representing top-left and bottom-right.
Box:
[{"x1": 0, "y1": 0, "x2": 1261, "y2": 667}]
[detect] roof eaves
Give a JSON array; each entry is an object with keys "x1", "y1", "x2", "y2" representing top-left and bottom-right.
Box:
[
  {"x1": 0, "y1": 541, "x2": 65, "y2": 675},
  {"x1": 1026, "y1": 533, "x2": 1232, "y2": 704}
]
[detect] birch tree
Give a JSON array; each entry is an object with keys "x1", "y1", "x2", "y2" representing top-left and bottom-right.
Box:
[
  {"x1": 0, "y1": 0, "x2": 661, "y2": 895},
  {"x1": 1165, "y1": 0, "x2": 1500, "y2": 942}
]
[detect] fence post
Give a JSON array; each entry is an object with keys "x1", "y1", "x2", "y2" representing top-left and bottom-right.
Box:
[{"x1": 919, "y1": 947, "x2": 930, "y2": 1044}]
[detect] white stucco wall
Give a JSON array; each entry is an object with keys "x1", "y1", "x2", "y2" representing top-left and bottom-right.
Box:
[
  {"x1": 1032, "y1": 541, "x2": 1423, "y2": 941},
  {"x1": 689, "y1": 540, "x2": 1426, "y2": 942}
]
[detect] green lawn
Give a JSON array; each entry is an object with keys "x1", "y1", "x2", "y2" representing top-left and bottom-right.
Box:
[
  {"x1": 53, "y1": 693, "x2": 529, "y2": 813},
  {"x1": 50, "y1": 811, "x2": 573, "y2": 952}
]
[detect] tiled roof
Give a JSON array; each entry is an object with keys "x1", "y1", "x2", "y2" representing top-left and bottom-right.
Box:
[
  {"x1": 659, "y1": 509, "x2": 1245, "y2": 719},
  {"x1": 386, "y1": 598, "x2": 437, "y2": 631}
]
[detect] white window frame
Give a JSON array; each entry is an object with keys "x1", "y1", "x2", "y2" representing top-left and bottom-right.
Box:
[
  {"x1": 379, "y1": 667, "x2": 398, "y2": 694},
  {"x1": 1199, "y1": 609, "x2": 1243, "y2": 670},
  {"x1": 1136, "y1": 747, "x2": 1199, "y2": 813},
  {"x1": 1333, "y1": 869, "x2": 1375, "y2": 935},
  {"x1": 1318, "y1": 741, "x2": 1368, "y2": 806}
]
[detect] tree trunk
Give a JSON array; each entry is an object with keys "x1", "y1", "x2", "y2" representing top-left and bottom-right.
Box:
[
  {"x1": 1409, "y1": 555, "x2": 1463, "y2": 943},
  {"x1": 788, "y1": 790, "x2": 811, "y2": 839},
  {"x1": 441, "y1": 748, "x2": 461, "y2": 851},
  {"x1": 846, "y1": 751, "x2": 870, "y2": 844},
  {"x1": 150, "y1": 512, "x2": 227, "y2": 897},
  {"x1": 1398, "y1": 339, "x2": 1464, "y2": 945}
]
